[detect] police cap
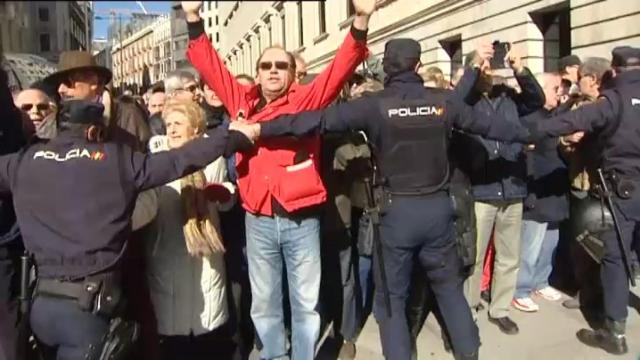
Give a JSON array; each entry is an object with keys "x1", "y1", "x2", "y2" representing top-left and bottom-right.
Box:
[
  {"x1": 558, "y1": 55, "x2": 581, "y2": 69},
  {"x1": 611, "y1": 46, "x2": 640, "y2": 67},
  {"x1": 383, "y1": 39, "x2": 421, "y2": 62}
]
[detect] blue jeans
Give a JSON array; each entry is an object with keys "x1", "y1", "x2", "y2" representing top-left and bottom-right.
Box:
[
  {"x1": 246, "y1": 213, "x2": 321, "y2": 360},
  {"x1": 515, "y1": 220, "x2": 559, "y2": 298}
]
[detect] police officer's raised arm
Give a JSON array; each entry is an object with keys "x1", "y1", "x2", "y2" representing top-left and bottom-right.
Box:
[
  {"x1": 259, "y1": 97, "x2": 380, "y2": 141},
  {"x1": 130, "y1": 127, "x2": 252, "y2": 191},
  {"x1": 447, "y1": 93, "x2": 530, "y2": 143},
  {"x1": 529, "y1": 95, "x2": 618, "y2": 141}
]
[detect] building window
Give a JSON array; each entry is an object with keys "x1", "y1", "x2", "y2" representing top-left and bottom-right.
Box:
[
  {"x1": 319, "y1": 1, "x2": 326, "y2": 35},
  {"x1": 297, "y1": 1, "x2": 304, "y2": 48},
  {"x1": 439, "y1": 35, "x2": 462, "y2": 77},
  {"x1": 216, "y1": 32, "x2": 219, "y2": 43},
  {"x1": 40, "y1": 34, "x2": 51, "y2": 52},
  {"x1": 347, "y1": 1, "x2": 355, "y2": 18},
  {"x1": 38, "y1": 7, "x2": 49, "y2": 22},
  {"x1": 208, "y1": 17, "x2": 212, "y2": 27},
  {"x1": 531, "y1": 4, "x2": 571, "y2": 72}
]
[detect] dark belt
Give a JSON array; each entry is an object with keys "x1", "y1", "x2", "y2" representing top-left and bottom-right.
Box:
[{"x1": 35, "y1": 272, "x2": 122, "y2": 317}]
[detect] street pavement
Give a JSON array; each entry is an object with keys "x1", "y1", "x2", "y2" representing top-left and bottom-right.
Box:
[
  {"x1": 250, "y1": 287, "x2": 640, "y2": 360},
  {"x1": 351, "y1": 286, "x2": 640, "y2": 360}
]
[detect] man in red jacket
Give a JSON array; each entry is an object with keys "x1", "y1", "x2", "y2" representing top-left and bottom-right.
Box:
[{"x1": 181, "y1": 1, "x2": 375, "y2": 358}]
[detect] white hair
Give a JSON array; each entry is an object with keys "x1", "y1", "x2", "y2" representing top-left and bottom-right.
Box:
[{"x1": 164, "y1": 70, "x2": 197, "y2": 94}]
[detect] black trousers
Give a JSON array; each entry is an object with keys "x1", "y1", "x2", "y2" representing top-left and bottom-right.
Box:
[
  {"x1": 30, "y1": 296, "x2": 110, "y2": 360},
  {"x1": 373, "y1": 193, "x2": 479, "y2": 360},
  {"x1": 0, "y1": 241, "x2": 22, "y2": 360},
  {"x1": 159, "y1": 322, "x2": 236, "y2": 360}
]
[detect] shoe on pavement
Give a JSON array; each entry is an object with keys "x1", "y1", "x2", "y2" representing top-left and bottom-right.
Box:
[
  {"x1": 512, "y1": 297, "x2": 539, "y2": 312},
  {"x1": 535, "y1": 286, "x2": 563, "y2": 301},
  {"x1": 488, "y1": 315, "x2": 519, "y2": 335},
  {"x1": 563, "y1": 296, "x2": 580, "y2": 309},
  {"x1": 338, "y1": 340, "x2": 356, "y2": 360},
  {"x1": 576, "y1": 320, "x2": 628, "y2": 356}
]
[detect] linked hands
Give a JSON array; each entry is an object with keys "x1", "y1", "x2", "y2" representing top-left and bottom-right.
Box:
[{"x1": 229, "y1": 119, "x2": 261, "y2": 143}]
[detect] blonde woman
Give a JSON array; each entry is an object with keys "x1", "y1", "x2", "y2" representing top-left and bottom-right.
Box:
[{"x1": 145, "y1": 99, "x2": 237, "y2": 359}]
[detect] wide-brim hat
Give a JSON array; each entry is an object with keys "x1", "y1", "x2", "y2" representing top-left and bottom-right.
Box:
[{"x1": 42, "y1": 51, "x2": 112, "y2": 88}]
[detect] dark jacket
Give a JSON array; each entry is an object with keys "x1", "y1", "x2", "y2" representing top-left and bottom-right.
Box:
[
  {"x1": 456, "y1": 68, "x2": 545, "y2": 201},
  {"x1": 522, "y1": 109, "x2": 569, "y2": 224},
  {"x1": 0, "y1": 117, "x2": 244, "y2": 279},
  {"x1": 259, "y1": 71, "x2": 530, "y2": 176},
  {"x1": 532, "y1": 69, "x2": 640, "y2": 221},
  {"x1": 114, "y1": 96, "x2": 151, "y2": 151},
  {"x1": 0, "y1": 68, "x2": 26, "y2": 245}
]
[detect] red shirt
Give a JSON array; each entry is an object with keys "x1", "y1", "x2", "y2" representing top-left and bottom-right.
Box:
[{"x1": 187, "y1": 27, "x2": 369, "y2": 216}]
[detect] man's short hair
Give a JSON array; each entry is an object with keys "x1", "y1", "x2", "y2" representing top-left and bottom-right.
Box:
[
  {"x1": 420, "y1": 66, "x2": 447, "y2": 88},
  {"x1": 579, "y1": 57, "x2": 612, "y2": 83},
  {"x1": 164, "y1": 71, "x2": 197, "y2": 94}
]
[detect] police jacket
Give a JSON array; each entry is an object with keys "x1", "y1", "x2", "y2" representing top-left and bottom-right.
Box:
[
  {"x1": 0, "y1": 68, "x2": 26, "y2": 246},
  {"x1": 260, "y1": 71, "x2": 530, "y2": 195},
  {"x1": 456, "y1": 67, "x2": 544, "y2": 201},
  {"x1": 0, "y1": 123, "x2": 243, "y2": 280},
  {"x1": 522, "y1": 109, "x2": 569, "y2": 224},
  {"x1": 531, "y1": 69, "x2": 640, "y2": 221}
]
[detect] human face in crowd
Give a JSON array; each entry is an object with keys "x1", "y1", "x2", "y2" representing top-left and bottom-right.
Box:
[
  {"x1": 295, "y1": 57, "x2": 308, "y2": 83},
  {"x1": 165, "y1": 110, "x2": 197, "y2": 149},
  {"x1": 148, "y1": 92, "x2": 166, "y2": 116},
  {"x1": 541, "y1": 73, "x2": 561, "y2": 110},
  {"x1": 58, "y1": 70, "x2": 102, "y2": 101},
  {"x1": 203, "y1": 83, "x2": 223, "y2": 107},
  {"x1": 256, "y1": 48, "x2": 294, "y2": 101},
  {"x1": 578, "y1": 71, "x2": 600, "y2": 99},
  {"x1": 564, "y1": 65, "x2": 580, "y2": 84},
  {"x1": 172, "y1": 79, "x2": 200, "y2": 103},
  {"x1": 15, "y1": 89, "x2": 54, "y2": 130}
]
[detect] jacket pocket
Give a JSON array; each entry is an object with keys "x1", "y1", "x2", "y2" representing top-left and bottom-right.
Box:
[{"x1": 276, "y1": 159, "x2": 324, "y2": 204}]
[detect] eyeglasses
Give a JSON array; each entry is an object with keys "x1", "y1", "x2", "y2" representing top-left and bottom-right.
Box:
[
  {"x1": 259, "y1": 61, "x2": 291, "y2": 71},
  {"x1": 184, "y1": 84, "x2": 198, "y2": 93},
  {"x1": 20, "y1": 103, "x2": 50, "y2": 112}
]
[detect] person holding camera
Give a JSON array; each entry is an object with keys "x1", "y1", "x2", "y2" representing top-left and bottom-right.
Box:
[{"x1": 459, "y1": 42, "x2": 545, "y2": 335}]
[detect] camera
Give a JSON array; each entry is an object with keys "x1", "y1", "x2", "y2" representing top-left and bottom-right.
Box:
[{"x1": 490, "y1": 41, "x2": 511, "y2": 69}]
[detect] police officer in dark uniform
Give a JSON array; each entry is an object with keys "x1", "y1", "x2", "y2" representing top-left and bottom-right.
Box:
[
  {"x1": 528, "y1": 46, "x2": 640, "y2": 356},
  {"x1": 239, "y1": 39, "x2": 532, "y2": 360},
  {"x1": 0, "y1": 96, "x2": 253, "y2": 359}
]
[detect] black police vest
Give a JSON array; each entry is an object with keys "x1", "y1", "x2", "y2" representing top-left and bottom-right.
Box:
[
  {"x1": 377, "y1": 91, "x2": 450, "y2": 194},
  {"x1": 601, "y1": 85, "x2": 640, "y2": 177}
]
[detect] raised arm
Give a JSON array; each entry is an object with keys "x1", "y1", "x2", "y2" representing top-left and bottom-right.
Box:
[
  {"x1": 183, "y1": 1, "x2": 245, "y2": 117},
  {"x1": 257, "y1": 96, "x2": 380, "y2": 141},
  {"x1": 131, "y1": 126, "x2": 252, "y2": 191},
  {"x1": 449, "y1": 93, "x2": 530, "y2": 143},
  {"x1": 296, "y1": 0, "x2": 375, "y2": 109}
]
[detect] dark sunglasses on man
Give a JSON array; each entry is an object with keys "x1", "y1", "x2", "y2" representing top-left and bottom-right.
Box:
[
  {"x1": 184, "y1": 84, "x2": 198, "y2": 93},
  {"x1": 259, "y1": 61, "x2": 291, "y2": 71},
  {"x1": 20, "y1": 103, "x2": 51, "y2": 112}
]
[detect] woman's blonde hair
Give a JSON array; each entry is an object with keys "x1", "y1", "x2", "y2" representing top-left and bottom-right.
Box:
[
  {"x1": 163, "y1": 98, "x2": 225, "y2": 256},
  {"x1": 162, "y1": 98, "x2": 207, "y2": 135}
]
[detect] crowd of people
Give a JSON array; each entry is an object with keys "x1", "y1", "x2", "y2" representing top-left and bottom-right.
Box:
[{"x1": 1, "y1": 0, "x2": 640, "y2": 360}]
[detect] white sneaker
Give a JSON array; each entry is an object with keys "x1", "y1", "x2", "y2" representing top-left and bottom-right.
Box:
[
  {"x1": 535, "y1": 286, "x2": 563, "y2": 301},
  {"x1": 512, "y1": 297, "x2": 539, "y2": 312}
]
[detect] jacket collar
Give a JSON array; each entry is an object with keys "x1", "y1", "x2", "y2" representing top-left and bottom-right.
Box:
[
  {"x1": 384, "y1": 71, "x2": 424, "y2": 90},
  {"x1": 614, "y1": 69, "x2": 640, "y2": 87}
]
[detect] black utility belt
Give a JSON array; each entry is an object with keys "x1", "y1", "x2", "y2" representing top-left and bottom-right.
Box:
[
  {"x1": 35, "y1": 272, "x2": 123, "y2": 318},
  {"x1": 591, "y1": 173, "x2": 636, "y2": 200}
]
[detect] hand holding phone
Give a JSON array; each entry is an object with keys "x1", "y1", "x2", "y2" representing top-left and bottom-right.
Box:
[{"x1": 490, "y1": 41, "x2": 511, "y2": 69}]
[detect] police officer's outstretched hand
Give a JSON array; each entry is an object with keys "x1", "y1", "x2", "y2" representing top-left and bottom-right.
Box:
[{"x1": 224, "y1": 120, "x2": 258, "y2": 157}]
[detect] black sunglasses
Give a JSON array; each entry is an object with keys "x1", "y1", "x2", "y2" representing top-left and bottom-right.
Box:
[
  {"x1": 184, "y1": 84, "x2": 198, "y2": 93},
  {"x1": 20, "y1": 103, "x2": 50, "y2": 112},
  {"x1": 259, "y1": 61, "x2": 291, "y2": 71}
]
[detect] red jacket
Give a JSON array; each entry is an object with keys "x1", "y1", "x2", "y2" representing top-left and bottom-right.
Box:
[{"x1": 187, "y1": 22, "x2": 369, "y2": 216}]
